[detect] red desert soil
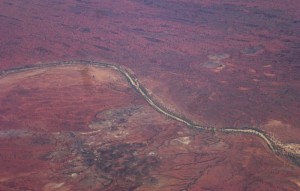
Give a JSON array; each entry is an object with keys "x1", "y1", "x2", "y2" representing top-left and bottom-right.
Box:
[
  {"x1": 0, "y1": 0, "x2": 300, "y2": 190},
  {"x1": 0, "y1": 65, "x2": 299, "y2": 191}
]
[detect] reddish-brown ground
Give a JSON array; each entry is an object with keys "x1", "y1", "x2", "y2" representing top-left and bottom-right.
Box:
[{"x1": 0, "y1": 0, "x2": 300, "y2": 190}]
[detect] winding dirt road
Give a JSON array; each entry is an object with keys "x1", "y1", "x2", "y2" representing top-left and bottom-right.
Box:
[{"x1": 1, "y1": 60, "x2": 299, "y2": 167}]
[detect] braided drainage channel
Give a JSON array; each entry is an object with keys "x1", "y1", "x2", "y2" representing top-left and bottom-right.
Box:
[{"x1": 1, "y1": 60, "x2": 299, "y2": 167}]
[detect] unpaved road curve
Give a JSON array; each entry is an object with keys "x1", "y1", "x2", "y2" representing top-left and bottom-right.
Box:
[{"x1": 1, "y1": 60, "x2": 299, "y2": 167}]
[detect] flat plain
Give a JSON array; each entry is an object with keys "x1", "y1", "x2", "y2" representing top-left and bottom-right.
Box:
[{"x1": 0, "y1": 0, "x2": 300, "y2": 190}]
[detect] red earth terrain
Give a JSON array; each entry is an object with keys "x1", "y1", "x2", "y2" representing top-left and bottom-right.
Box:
[{"x1": 0, "y1": 0, "x2": 300, "y2": 191}]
